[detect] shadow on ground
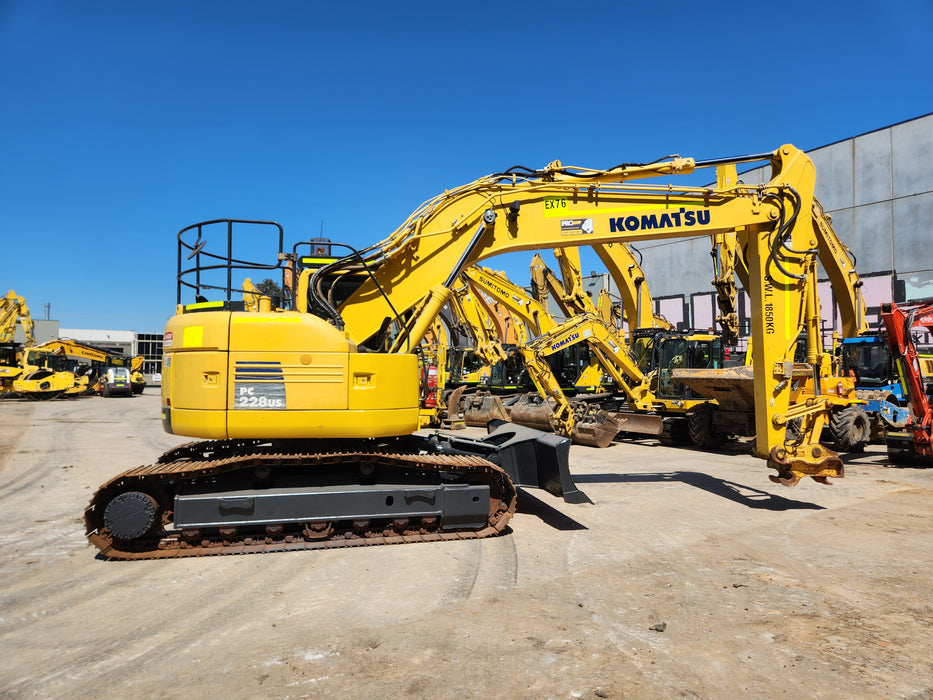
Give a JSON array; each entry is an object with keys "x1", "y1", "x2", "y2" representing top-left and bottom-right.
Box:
[
  {"x1": 574, "y1": 471, "x2": 824, "y2": 511},
  {"x1": 516, "y1": 488, "x2": 589, "y2": 530}
]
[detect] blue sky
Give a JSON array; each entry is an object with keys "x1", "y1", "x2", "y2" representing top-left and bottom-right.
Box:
[{"x1": 1, "y1": 1, "x2": 931, "y2": 332}]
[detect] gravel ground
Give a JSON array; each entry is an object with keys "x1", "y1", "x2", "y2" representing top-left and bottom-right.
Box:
[{"x1": 1, "y1": 392, "x2": 931, "y2": 699}]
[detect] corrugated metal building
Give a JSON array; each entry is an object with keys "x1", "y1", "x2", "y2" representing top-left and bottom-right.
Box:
[{"x1": 628, "y1": 113, "x2": 933, "y2": 342}]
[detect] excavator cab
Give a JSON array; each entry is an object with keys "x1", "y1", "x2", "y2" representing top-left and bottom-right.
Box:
[
  {"x1": 631, "y1": 328, "x2": 725, "y2": 400},
  {"x1": 840, "y1": 335, "x2": 898, "y2": 390}
]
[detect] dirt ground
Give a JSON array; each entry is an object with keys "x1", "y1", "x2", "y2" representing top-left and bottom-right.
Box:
[{"x1": 0, "y1": 392, "x2": 931, "y2": 699}]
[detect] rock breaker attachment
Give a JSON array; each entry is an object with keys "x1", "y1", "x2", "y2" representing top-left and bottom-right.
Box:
[
  {"x1": 767, "y1": 443, "x2": 844, "y2": 486},
  {"x1": 430, "y1": 420, "x2": 590, "y2": 504},
  {"x1": 462, "y1": 392, "x2": 511, "y2": 427}
]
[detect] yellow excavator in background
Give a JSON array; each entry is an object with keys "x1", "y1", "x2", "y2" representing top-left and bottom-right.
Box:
[
  {"x1": 1, "y1": 293, "x2": 97, "y2": 399},
  {"x1": 87, "y1": 144, "x2": 856, "y2": 559},
  {"x1": 38, "y1": 339, "x2": 146, "y2": 396},
  {"x1": 1, "y1": 289, "x2": 39, "y2": 396},
  {"x1": 467, "y1": 263, "x2": 603, "y2": 392},
  {"x1": 467, "y1": 260, "x2": 724, "y2": 447},
  {"x1": 530, "y1": 249, "x2": 614, "y2": 391},
  {"x1": 1, "y1": 290, "x2": 36, "y2": 345},
  {"x1": 590, "y1": 242, "x2": 674, "y2": 336},
  {"x1": 445, "y1": 279, "x2": 509, "y2": 389},
  {"x1": 1, "y1": 345, "x2": 93, "y2": 400}
]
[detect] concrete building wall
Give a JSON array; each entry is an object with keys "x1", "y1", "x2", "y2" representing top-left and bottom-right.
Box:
[
  {"x1": 59, "y1": 328, "x2": 135, "y2": 356},
  {"x1": 636, "y1": 113, "x2": 933, "y2": 336},
  {"x1": 13, "y1": 319, "x2": 59, "y2": 345}
]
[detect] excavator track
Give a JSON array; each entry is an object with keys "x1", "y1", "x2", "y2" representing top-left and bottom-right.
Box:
[{"x1": 85, "y1": 438, "x2": 517, "y2": 560}]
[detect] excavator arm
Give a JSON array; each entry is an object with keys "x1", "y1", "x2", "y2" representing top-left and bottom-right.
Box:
[
  {"x1": 591, "y1": 242, "x2": 673, "y2": 336},
  {"x1": 172, "y1": 144, "x2": 846, "y2": 486},
  {"x1": 463, "y1": 265, "x2": 555, "y2": 337},
  {"x1": 448, "y1": 281, "x2": 509, "y2": 368},
  {"x1": 711, "y1": 195, "x2": 866, "y2": 346},
  {"x1": 521, "y1": 313, "x2": 656, "y2": 411},
  {"x1": 328, "y1": 146, "x2": 834, "y2": 482},
  {"x1": 529, "y1": 253, "x2": 567, "y2": 311},
  {"x1": 0, "y1": 290, "x2": 35, "y2": 346}
]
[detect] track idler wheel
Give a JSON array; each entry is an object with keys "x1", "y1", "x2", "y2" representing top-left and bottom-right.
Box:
[{"x1": 103, "y1": 491, "x2": 161, "y2": 540}]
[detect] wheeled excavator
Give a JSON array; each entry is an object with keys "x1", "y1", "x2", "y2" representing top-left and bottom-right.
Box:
[{"x1": 86, "y1": 144, "x2": 853, "y2": 559}]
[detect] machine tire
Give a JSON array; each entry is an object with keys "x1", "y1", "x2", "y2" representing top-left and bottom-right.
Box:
[
  {"x1": 830, "y1": 405, "x2": 871, "y2": 453},
  {"x1": 659, "y1": 417, "x2": 690, "y2": 446},
  {"x1": 687, "y1": 403, "x2": 726, "y2": 449}
]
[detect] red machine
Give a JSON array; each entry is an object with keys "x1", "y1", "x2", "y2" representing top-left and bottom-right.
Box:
[{"x1": 880, "y1": 300, "x2": 933, "y2": 457}]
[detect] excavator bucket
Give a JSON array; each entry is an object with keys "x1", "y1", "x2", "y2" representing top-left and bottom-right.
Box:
[
  {"x1": 507, "y1": 393, "x2": 555, "y2": 433},
  {"x1": 604, "y1": 410, "x2": 664, "y2": 437},
  {"x1": 430, "y1": 420, "x2": 589, "y2": 504},
  {"x1": 673, "y1": 365, "x2": 756, "y2": 412},
  {"x1": 462, "y1": 392, "x2": 511, "y2": 426},
  {"x1": 568, "y1": 410, "x2": 622, "y2": 448},
  {"x1": 509, "y1": 393, "x2": 662, "y2": 445},
  {"x1": 442, "y1": 385, "x2": 467, "y2": 428}
]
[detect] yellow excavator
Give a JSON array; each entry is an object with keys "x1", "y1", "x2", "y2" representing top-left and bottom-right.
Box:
[
  {"x1": 530, "y1": 249, "x2": 615, "y2": 391},
  {"x1": 1, "y1": 290, "x2": 35, "y2": 345},
  {"x1": 87, "y1": 144, "x2": 854, "y2": 559},
  {"x1": 465, "y1": 260, "x2": 723, "y2": 447},
  {"x1": 0, "y1": 294, "x2": 97, "y2": 399},
  {"x1": 38, "y1": 339, "x2": 146, "y2": 397},
  {"x1": 444, "y1": 279, "x2": 510, "y2": 389},
  {"x1": 1, "y1": 289, "x2": 38, "y2": 396},
  {"x1": 674, "y1": 189, "x2": 872, "y2": 453},
  {"x1": 464, "y1": 263, "x2": 604, "y2": 395},
  {"x1": 2, "y1": 345, "x2": 93, "y2": 400}
]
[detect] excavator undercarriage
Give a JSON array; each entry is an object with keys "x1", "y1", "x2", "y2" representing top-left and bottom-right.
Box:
[{"x1": 85, "y1": 422, "x2": 582, "y2": 559}]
